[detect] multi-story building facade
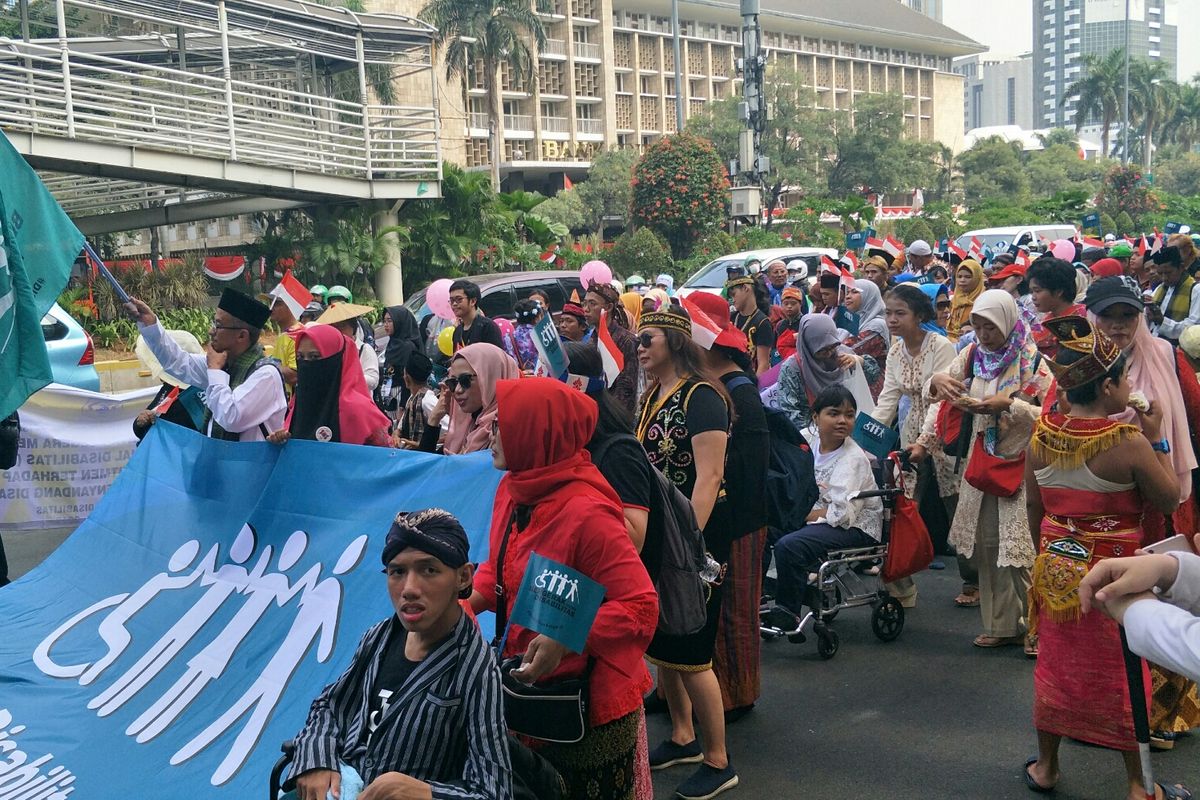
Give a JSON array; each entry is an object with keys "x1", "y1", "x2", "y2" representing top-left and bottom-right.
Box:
[
  {"x1": 377, "y1": 0, "x2": 981, "y2": 194},
  {"x1": 1034, "y1": 0, "x2": 1179, "y2": 130},
  {"x1": 955, "y1": 53, "x2": 1034, "y2": 132},
  {"x1": 897, "y1": 0, "x2": 944, "y2": 23}
]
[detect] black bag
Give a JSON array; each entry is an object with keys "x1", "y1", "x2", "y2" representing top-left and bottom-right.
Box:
[
  {"x1": 492, "y1": 512, "x2": 592, "y2": 743},
  {"x1": 759, "y1": 406, "x2": 819, "y2": 534},
  {"x1": 508, "y1": 735, "x2": 567, "y2": 799},
  {"x1": 590, "y1": 434, "x2": 708, "y2": 638}
]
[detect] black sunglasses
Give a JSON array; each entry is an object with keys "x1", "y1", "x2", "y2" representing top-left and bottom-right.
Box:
[
  {"x1": 444, "y1": 373, "x2": 475, "y2": 393},
  {"x1": 637, "y1": 332, "x2": 657, "y2": 348}
]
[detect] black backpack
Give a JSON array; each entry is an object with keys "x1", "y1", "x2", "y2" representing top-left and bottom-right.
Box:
[{"x1": 591, "y1": 434, "x2": 708, "y2": 638}]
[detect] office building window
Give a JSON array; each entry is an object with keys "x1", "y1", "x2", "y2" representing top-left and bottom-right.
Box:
[{"x1": 1007, "y1": 77, "x2": 1016, "y2": 125}]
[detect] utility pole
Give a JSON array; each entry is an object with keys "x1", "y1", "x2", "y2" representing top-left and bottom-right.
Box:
[
  {"x1": 729, "y1": 0, "x2": 768, "y2": 223},
  {"x1": 1122, "y1": 0, "x2": 1129, "y2": 165},
  {"x1": 671, "y1": 0, "x2": 684, "y2": 133}
]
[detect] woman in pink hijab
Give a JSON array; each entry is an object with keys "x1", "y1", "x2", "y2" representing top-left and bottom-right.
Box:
[{"x1": 423, "y1": 343, "x2": 519, "y2": 454}]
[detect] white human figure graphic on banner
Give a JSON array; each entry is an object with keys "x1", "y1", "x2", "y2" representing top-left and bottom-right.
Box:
[
  {"x1": 127, "y1": 531, "x2": 320, "y2": 742},
  {"x1": 169, "y1": 534, "x2": 368, "y2": 785},
  {"x1": 89, "y1": 525, "x2": 272, "y2": 717},
  {"x1": 32, "y1": 539, "x2": 216, "y2": 681}
]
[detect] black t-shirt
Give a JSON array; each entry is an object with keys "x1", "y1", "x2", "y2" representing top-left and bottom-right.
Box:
[
  {"x1": 453, "y1": 315, "x2": 504, "y2": 350},
  {"x1": 591, "y1": 434, "x2": 660, "y2": 580},
  {"x1": 365, "y1": 624, "x2": 421, "y2": 741},
  {"x1": 720, "y1": 371, "x2": 770, "y2": 536},
  {"x1": 733, "y1": 311, "x2": 776, "y2": 371}
]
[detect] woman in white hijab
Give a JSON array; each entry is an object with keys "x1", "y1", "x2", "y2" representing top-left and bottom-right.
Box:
[{"x1": 929, "y1": 290, "x2": 1052, "y2": 653}]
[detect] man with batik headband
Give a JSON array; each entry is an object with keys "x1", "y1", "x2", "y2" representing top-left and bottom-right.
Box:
[
  {"x1": 125, "y1": 289, "x2": 286, "y2": 442},
  {"x1": 1024, "y1": 315, "x2": 1188, "y2": 799},
  {"x1": 726, "y1": 274, "x2": 774, "y2": 375}
]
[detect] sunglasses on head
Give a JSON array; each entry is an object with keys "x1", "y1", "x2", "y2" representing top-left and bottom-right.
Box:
[{"x1": 444, "y1": 373, "x2": 475, "y2": 392}]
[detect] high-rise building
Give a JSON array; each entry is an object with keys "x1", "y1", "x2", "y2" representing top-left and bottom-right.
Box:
[
  {"x1": 375, "y1": 0, "x2": 982, "y2": 193},
  {"x1": 897, "y1": 0, "x2": 944, "y2": 23},
  {"x1": 1034, "y1": 0, "x2": 1178, "y2": 131},
  {"x1": 955, "y1": 53, "x2": 1034, "y2": 132}
]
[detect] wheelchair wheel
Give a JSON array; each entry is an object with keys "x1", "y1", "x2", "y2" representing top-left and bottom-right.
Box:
[
  {"x1": 871, "y1": 596, "x2": 905, "y2": 642},
  {"x1": 815, "y1": 623, "x2": 839, "y2": 659}
]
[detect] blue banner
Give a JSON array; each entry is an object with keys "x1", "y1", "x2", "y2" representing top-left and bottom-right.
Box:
[
  {"x1": 0, "y1": 422, "x2": 502, "y2": 796},
  {"x1": 1165, "y1": 221, "x2": 1183, "y2": 235},
  {"x1": 531, "y1": 314, "x2": 568, "y2": 379},
  {"x1": 853, "y1": 412, "x2": 900, "y2": 461},
  {"x1": 507, "y1": 552, "x2": 604, "y2": 654},
  {"x1": 1082, "y1": 211, "x2": 1101, "y2": 231},
  {"x1": 845, "y1": 231, "x2": 867, "y2": 251}
]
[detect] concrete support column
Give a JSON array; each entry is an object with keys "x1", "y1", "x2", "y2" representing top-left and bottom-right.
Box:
[{"x1": 374, "y1": 209, "x2": 404, "y2": 305}]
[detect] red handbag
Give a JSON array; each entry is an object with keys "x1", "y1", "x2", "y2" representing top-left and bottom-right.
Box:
[
  {"x1": 964, "y1": 432, "x2": 1025, "y2": 497},
  {"x1": 882, "y1": 460, "x2": 934, "y2": 583}
]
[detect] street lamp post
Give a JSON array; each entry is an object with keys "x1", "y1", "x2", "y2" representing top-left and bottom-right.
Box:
[
  {"x1": 671, "y1": 0, "x2": 684, "y2": 133},
  {"x1": 1122, "y1": 0, "x2": 1129, "y2": 165}
]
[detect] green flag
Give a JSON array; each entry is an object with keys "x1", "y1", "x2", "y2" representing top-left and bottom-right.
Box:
[{"x1": 0, "y1": 136, "x2": 84, "y2": 419}]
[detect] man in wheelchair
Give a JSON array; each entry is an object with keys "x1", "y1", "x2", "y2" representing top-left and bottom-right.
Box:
[
  {"x1": 284, "y1": 509, "x2": 511, "y2": 800},
  {"x1": 768, "y1": 387, "x2": 884, "y2": 627}
]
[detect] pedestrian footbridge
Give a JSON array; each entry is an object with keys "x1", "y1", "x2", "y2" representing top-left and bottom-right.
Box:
[{"x1": 1, "y1": 0, "x2": 443, "y2": 234}]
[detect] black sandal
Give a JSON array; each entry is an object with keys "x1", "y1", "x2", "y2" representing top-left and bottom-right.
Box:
[
  {"x1": 1023, "y1": 756, "x2": 1055, "y2": 794},
  {"x1": 1158, "y1": 783, "x2": 1193, "y2": 800}
]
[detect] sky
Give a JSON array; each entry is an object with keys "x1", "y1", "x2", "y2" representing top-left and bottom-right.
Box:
[{"x1": 941, "y1": 0, "x2": 1200, "y2": 83}]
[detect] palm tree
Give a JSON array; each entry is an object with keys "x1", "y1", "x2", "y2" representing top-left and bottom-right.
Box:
[
  {"x1": 1129, "y1": 59, "x2": 1177, "y2": 170},
  {"x1": 1063, "y1": 48, "x2": 1124, "y2": 157},
  {"x1": 421, "y1": 0, "x2": 548, "y2": 191},
  {"x1": 1161, "y1": 79, "x2": 1200, "y2": 153}
]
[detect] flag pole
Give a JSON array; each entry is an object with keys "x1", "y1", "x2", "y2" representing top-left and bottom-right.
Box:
[{"x1": 82, "y1": 241, "x2": 131, "y2": 305}]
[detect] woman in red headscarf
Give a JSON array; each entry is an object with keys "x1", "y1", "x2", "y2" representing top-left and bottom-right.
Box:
[
  {"x1": 267, "y1": 324, "x2": 391, "y2": 447},
  {"x1": 472, "y1": 378, "x2": 658, "y2": 800}
]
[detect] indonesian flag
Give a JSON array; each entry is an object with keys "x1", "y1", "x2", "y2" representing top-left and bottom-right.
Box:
[
  {"x1": 563, "y1": 174, "x2": 574, "y2": 191},
  {"x1": 596, "y1": 309, "x2": 625, "y2": 384},
  {"x1": 540, "y1": 245, "x2": 559, "y2": 263},
  {"x1": 680, "y1": 296, "x2": 721, "y2": 350},
  {"x1": 820, "y1": 256, "x2": 855, "y2": 290},
  {"x1": 268, "y1": 269, "x2": 314, "y2": 318},
  {"x1": 1149, "y1": 232, "x2": 1163, "y2": 255},
  {"x1": 967, "y1": 237, "x2": 985, "y2": 261},
  {"x1": 203, "y1": 255, "x2": 246, "y2": 281},
  {"x1": 1082, "y1": 236, "x2": 1105, "y2": 248},
  {"x1": 882, "y1": 236, "x2": 903, "y2": 258},
  {"x1": 866, "y1": 236, "x2": 885, "y2": 252},
  {"x1": 839, "y1": 251, "x2": 858, "y2": 272},
  {"x1": 948, "y1": 241, "x2": 968, "y2": 261},
  {"x1": 1138, "y1": 235, "x2": 1148, "y2": 257},
  {"x1": 1014, "y1": 250, "x2": 1031, "y2": 270}
]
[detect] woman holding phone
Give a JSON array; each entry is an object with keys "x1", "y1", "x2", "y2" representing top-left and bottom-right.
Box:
[{"x1": 418, "y1": 343, "x2": 519, "y2": 454}]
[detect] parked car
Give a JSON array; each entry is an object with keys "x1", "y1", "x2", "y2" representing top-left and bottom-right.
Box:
[
  {"x1": 956, "y1": 225, "x2": 1078, "y2": 254},
  {"x1": 43, "y1": 302, "x2": 100, "y2": 391},
  {"x1": 679, "y1": 247, "x2": 838, "y2": 297},
  {"x1": 403, "y1": 271, "x2": 587, "y2": 322}
]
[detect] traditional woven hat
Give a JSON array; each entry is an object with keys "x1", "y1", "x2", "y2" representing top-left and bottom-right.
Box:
[
  {"x1": 638, "y1": 309, "x2": 692, "y2": 337},
  {"x1": 316, "y1": 302, "x2": 375, "y2": 326},
  {"x1": 1040, "y1": 315, "x2": 1122, "y2": 391}
]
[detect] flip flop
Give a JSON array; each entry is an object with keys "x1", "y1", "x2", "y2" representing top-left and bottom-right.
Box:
[
  {"x1": 974, "y1": 634, "x2": 1023, "y2": 648},
  {"x1": 955, "y1": 591, "x2": 981, "y2": 608},
  {"x1": 1023, "y1": 756, "x2": 1055, "y2": 794}
]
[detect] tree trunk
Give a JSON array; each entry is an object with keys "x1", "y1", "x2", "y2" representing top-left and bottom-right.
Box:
[
  {"x1": 1100, "y1": 112, "x2": 1111, "y2": 158},
  {"x1": 1143, "y1": 112, "x2": 1154, "y2": 172},
  {"x1": 487, "y1": 58, "x2": 502, "y2": 192},
  {"x1": 148, "y1": 226, "x2": 161, "y2": 269}
]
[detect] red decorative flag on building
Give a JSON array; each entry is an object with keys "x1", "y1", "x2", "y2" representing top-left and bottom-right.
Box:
[
  {"x1": 563, "y1": 174, "x2": 574, "y2": 191},
  {"x1": 680, "y1": 296, "x2": 721, "y2": 350},
  {"x1": 202, "y1": 255, "x2": 246, "y2": 281},
  {"x1": 268, "y1": 270, "x2": 314, "y2": 318},
  {"x1": 595, "y1": 309, "x2": 625, "y2": 384}
]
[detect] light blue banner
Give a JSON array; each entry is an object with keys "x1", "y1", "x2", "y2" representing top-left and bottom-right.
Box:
[
  {"x1": 507, "y1": 552, "x2": 605, "y2": 654},
  {"x1": 0, "y1": 422, "x2": 502, "y2": 796}
]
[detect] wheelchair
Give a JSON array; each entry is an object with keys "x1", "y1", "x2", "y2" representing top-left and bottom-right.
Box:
[{"x1": 758, "y1": 451, "x2": 908, "y2": 660}]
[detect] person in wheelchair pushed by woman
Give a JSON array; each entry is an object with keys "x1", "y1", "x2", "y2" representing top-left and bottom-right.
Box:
[
  {"x1": 765, "y1": 385, "x2": 884, "y2": 632},
  {"x1": 285, "y1": 509, "x2": 512, "y2": 800}
]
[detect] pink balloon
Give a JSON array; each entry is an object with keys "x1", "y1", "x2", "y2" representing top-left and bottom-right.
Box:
[
  {"x1": 495, "y1": 317, "x2": 515, "y2": 339},
  {"x1": 1050, "y1": 239, "x2": 1076, "y2": 261},
  {"x1": 426, "y1": 278, "x2": 455, "y2": 321},
  {"x1": 580, "y1": 260, "x2": 613, "y2": 290}
]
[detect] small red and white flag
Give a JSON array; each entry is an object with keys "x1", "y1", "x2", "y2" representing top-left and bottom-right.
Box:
[
  {"x1": 540, "y1": 245, "x2": 559, "y2": 263},
  {"x1": 820, "y1": 256, "x2": 855, "y2": 290},
  {"x1": 882, "y1": 236, "x2": 903, "y2": 258},
  {"x1": 1082, "y1": 236, "x2": 1105, "y2": 249},
  {"x1": 866, "y1": 236, "x2": 885, "y2": 252},
  {"x1": 1138, "y1": 235, "x2": 1148, "y2": 257},
  {"x1": 680, "y1": 296, "x2": 721, "y2": 350},
  {"x1": 839, "y1": 251, "x2": 858, "y2": 271},
  {"x1": 1014, "y1": 250, "x2": 1031, "y2": 270},
  {"x1": 596, "y1": 309, "x2": 625, "y2": 384},
  {"x1": 268, "y1": 269, "x2": 314, "y2": 318},
  {"x1": 967, "y1": 236, "x2": 985, "y2": 261},
  {"x1": 1149, "y1": 232, "x2": 1163, "y2": 254},
  {"x1": 948, "y1": 241, "x2": 968, "y2": 261}
]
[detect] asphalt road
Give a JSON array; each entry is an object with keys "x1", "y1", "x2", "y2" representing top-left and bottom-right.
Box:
[{"x1": 7, "y1": 530, "x2": 1198, "y2": 799}]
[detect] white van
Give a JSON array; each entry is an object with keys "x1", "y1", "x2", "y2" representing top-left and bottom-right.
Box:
[
  {"x1": 679, "y1": 247, "x2": 838, "y2": 297},
  {"x1": 955, "y1": 225, "x2": 1078, "y2": 253}
]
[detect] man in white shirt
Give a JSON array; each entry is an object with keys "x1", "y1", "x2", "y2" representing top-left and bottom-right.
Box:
[
  {"x1": 1080, "y1": 540, "x2": 1200, "y2": 684},
  {"x1": 124, "y1": 289, "x2": 286, "y2": 442},
  {"x1": 1146, "y1": 245, "x2": 1200, "y2": 344}
]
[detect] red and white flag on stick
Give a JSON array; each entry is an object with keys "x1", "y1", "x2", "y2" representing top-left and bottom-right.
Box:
[
  {"x1": 1149, "y1": 230, "x2": 1163, "y2": 255},
  {"x1": 268, "y1": 269, "x2": 314, "y2": 318},
  {"x1": 866, "y1": 236, "x2": 885, "y2": 252},
  {"x1": 1138, "y1": 235, "x2": 1148, "y2": 258},
  {"x1": 680, "y1": 296, "x2": 721, "y2": 350},
  {"x1": 948, "y1": 241, "x2": 968, "y2": 262},
  {"x1": 1082, "y1": 236, "x2": 1105, "y2": 249},
  {"x1": 967, "y1": 236, "x2": 985, "y2": 261},
  {"x1": 820, "y1": 255, "x2": 855, "y2": 290},
  {"x1": 596, "y1": 309, "x2": 625, "y2": 384},
  {"x1": 839, "y1": 250, "x2": 859, "y2": 272},
  {"x1": 1013, "y1": 250, "x2": 1031, "y2": 270},
  {"x1": 882, "y1": 236, "x2": 903, "y2": 258}
]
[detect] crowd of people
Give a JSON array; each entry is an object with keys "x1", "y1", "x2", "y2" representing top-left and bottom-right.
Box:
[{"x1": 116, "y1": 229, "x2": 1200, "y2": 800}]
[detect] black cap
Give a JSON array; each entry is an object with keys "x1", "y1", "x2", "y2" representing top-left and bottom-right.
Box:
[
  {"x1": 382, "y1": 509, "x2": 470, "y2": 569},
  {"x1": 405, "y1": 350, "x2": 433, "y2": 383},
  {"x1": 218, "y1": 288, "x2": 271, "y2": 329},
  {"x1": 1084, "y1": 276, "x2": 1144, "y2": 315},
  {"x1": 818, "y1": 273, "x2": 840, "y2": 289},
  {"x1": 1150, "y1": 245, "x2": 1183, "y2": 267}
]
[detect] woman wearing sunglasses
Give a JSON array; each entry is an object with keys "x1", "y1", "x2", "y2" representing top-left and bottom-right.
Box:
[{"x1": 418, "y1": 342, "x2": 519, "y2": 454}]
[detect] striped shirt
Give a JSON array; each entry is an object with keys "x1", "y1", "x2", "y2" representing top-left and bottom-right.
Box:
[{"x1": 288, "y1": 613, "x2": 512, "y2": 799}]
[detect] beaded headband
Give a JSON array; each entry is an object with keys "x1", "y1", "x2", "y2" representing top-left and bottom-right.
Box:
[
  {"x1": 638, "y1": 310, "x2": 693, "y2": 337},
  {"x1": 724, "y1": 275, "x2": 756, "y2": 290},
  {"x1": 1040, "y1": 314, "x2": 1122, "y2": 391}
]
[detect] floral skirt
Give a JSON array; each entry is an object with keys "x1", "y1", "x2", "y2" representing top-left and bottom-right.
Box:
[{"x1": 538, "y1": 710, "x2": 640, "y2": 800}]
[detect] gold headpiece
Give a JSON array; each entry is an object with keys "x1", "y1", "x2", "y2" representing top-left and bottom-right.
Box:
[
  {"x1": 724, "y1": 275, "x2": 756, "y2": 291},
  {"x1": 639, "y1": 310, "x2": 693, "y2": 337},
  {"x1": 1040, "y1": 315, "x2": 1122, "y2": 391}
]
